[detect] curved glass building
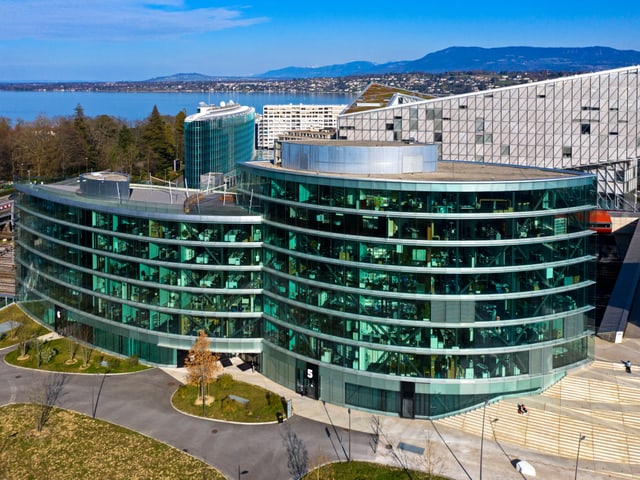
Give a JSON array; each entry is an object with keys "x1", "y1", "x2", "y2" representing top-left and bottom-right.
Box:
[
  {"x1": 14, "y1": 141, "x2": 597, "y2": 418},
  {"x1": 184, "y1": 102, "x2": 255, "y2": 189},
  {"x1": 15, "y1": 172, "x2": 263, "y2": 366}
]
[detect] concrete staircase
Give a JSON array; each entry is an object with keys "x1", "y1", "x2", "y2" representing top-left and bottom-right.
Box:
[{"x1": 435, "y1": 359, "x2": 640, "y2": 476}]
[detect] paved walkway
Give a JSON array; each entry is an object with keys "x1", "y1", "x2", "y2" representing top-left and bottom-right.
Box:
[
  {"x1": 161, "y1": 326, "x2": 640, "y2": 479},
  {"x1": 3, "y1": 325, "x2": 639, "y2": 479}
]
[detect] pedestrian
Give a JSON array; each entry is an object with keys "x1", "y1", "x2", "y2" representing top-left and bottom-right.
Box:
[{"x1": 625, "y1": 360, "x2": 632, "y2": 373}]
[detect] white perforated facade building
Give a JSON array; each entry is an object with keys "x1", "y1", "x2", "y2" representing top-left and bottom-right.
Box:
[{"x1": 337, "y1": 66, "x2": 640, "y2": 209}]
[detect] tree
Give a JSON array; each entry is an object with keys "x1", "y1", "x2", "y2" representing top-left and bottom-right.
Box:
[
  {"x1": 0, "y1": 117, "x2": 12, "y2": 181},
  {"x1": 173, "y1": 109, "x2": 186, "y2": 169},
  {"x1": 14, "y1": 322, "x2": 30, "y2": 358},
  {"x1": 184, "y1": 330, "x2": 221, "y2": 410},
  {"x1": 141, "y1": 105, "x2": 176, "y2": 176},
  {"x1": 71, "y1": 324, "x2": 94, "y2": 368},
  {"x1": 91, "y1": 114, "x2": 121, "y2": 171},
  {"x1": 66, "y1": 335, "x2": 78, "y2": 364},
  {"x1": 30, "y1": 373, "x2": 67, "y2": 432},
  {"x1": 73, "y1": 104, "x2": 99, "y2": 172}
]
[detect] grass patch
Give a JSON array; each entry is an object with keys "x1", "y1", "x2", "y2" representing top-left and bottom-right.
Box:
[
  {"x1": 304, "y1": 460, "x2": 450, "y2": 480},
  {"x1": 0, "y1": 304, "x2": 49, "y2": 349},
  {"x1": 0, "y1": 403, "x2": 224, "y2": 479},
  {"x1": 173, "y1": 375, "x2": 285, "y2": 423},
  {"x1": 4, "y1": 337, "x2": 149, "y2": 374}
]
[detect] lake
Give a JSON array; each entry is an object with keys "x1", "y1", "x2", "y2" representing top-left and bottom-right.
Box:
[{"x1": 0, "y1": 90, "x2": 355, "y2": 122}]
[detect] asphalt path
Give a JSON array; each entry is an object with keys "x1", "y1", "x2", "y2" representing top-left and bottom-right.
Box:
[{"x1": 0, "y1": 348, "x2": 375, "y2": 479}]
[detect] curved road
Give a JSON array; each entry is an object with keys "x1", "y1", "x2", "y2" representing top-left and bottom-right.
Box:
[{"x1": 0, "y1": 349, "x2": 375, "y2": 479}]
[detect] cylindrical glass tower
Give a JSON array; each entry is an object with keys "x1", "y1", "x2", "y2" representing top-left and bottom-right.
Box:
[
  {"x1": 237, "y1": 141, "x2": 597, "y2": 418},
  {"x1": 184, "y1": 103, "x2": 255, "y2": 189},
  {"x1": 14, "y1": 177, "x2": 263, "y2": 366}
]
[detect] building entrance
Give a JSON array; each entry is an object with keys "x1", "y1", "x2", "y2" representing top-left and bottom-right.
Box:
[{"x1": 295, "y1": 361, "x2": 319, "y2": 399}]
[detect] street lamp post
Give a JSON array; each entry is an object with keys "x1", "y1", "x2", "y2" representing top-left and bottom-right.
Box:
[
  {"x1": 348, "y1": 408, "x2": 351, "y2": 462},
  {"x1": 479, "y1": 401, "x2": 488, "y2": 480},
  {"x1": 201, "y1": 373, "x2": 206, "y2": 417},
  {"x1": 574, "y1": 433, "x2": 586, "y2": 480}
]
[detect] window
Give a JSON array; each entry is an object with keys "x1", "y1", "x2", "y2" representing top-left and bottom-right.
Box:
[
  {"x1": 581, "y1": 123, "x2": 591, "y2": 134},
  {"x1": 476, "y1": 133, "x2": 492, "y2": 144},
  {"x1": 475, "y1": 118, "x2": 485, "y2": 132},
  {"x1": 562, "y1": 146, "x2": 572, "y2": 158},
  {"x1": 426, "y1": 108, "x2": 443, "y2": 120},
  {"x1": 500, "y1": 144, "x2": 510, "y2": 156},
  {"x1": 434, "y1": 132, "x2": 443, "y2": 142}
]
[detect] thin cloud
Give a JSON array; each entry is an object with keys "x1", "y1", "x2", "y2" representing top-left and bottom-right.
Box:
[{"x1": 0, "y1": 0, "x2": 268, "y2": 41}]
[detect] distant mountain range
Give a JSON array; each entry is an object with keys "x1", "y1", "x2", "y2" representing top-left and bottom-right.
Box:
[
  {"x1": 257, "y1": 46, "x2": 640, "y2": 79},
  {"x1": 148, "y1": 46, "x2": 640, "y2": 82}
]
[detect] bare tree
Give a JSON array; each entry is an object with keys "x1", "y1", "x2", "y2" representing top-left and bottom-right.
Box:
[
  {"x1": 32, "y1": 336, "x2": 43, "y2": 368},
  {"x1": 14, "y1": 322, "x2": 30, "y2": 358},
  {"x1": 74, "y1": 325, "x2": 94, "y2": 368},
  {"x1": 66, "y1": 335, "x2": 78, "y2": 363},
  {"x1": 368, "y1": 419, "x2": 444, "y2": 480},
  {"x1": 422, "y1": 431, "x2": 444, "y2": 480},
  {"x1": 30, "y1": 373, "x2": 68, "y2": 432},
  {"x1": 373, "y1": 417, "x2": 414, "y2": 479},
  {"x1": 281, "y1": 424, "x2": 309, "y2": 480},
  {"x1": 308, "y1": 453, "x2": 334, "y2": 480},
  {"x1": 184, "y1": 330, "x2": 221, "y2": 410}
]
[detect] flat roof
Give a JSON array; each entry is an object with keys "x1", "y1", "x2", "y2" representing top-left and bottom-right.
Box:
[
  {"x1": 81, "y1": 171, "x2": 129, "y2": 182},
  {"x1": 282, "y1": 140, "x2": 424, "y2": 148},
  {"x1": 249, "y1": 158, "x2": 582, "y2": 183},
  {"x1": 28, "y1": 181, "x2": 252, "y2": 217},
  {"x1": 185, "y1": 103, "x2": 254, "y2": 122}
]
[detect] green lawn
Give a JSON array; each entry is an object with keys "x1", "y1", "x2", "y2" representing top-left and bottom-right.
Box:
[
  {"x1": 4, "y1": 337, "x2": 149, "y2": 374},
  {"x1": 304, "y1": 461, "x2": 450, "y2": 480},
  {"x1": 0, "y1": 304, "x2": 49, "y2": 349},
  {"x1": 1, "y1": 303, "x2": 149, "y2": 374},
  {"x1": 0, "y1": 404, "x2": 223, "y2": 479},
  {"x1": 172, "y1": 374, "x2": 286, "y2": 423}
]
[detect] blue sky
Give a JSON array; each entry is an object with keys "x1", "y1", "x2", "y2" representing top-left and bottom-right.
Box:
[{"x1": 1, "y1": 0, "x2": 638, "y2": 81}]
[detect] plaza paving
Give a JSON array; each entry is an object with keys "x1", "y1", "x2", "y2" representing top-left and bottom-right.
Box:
[{"x1": 171, "y1": 326, "x2": 640, "y2": 479}]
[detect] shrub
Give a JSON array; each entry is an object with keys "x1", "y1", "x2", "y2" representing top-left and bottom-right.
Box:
[
  {"x1": 216, "y1": 373, "x2": 234, "y2": 390},
  {"x1": 266, "y1": 392, "x2": 278, "y2": 407},
  {"x1": 126, "y1": 354, "x2": 139, "y2": 367},
  {"x1": 109, "y1": 358, "x2": 121, "y2": 369},
  {"x1": 221, "y1": 396, "x2": 240, "y2": 415},
  {"x1": 39, "y1": 346, "x2": 57, "y2": 364}
]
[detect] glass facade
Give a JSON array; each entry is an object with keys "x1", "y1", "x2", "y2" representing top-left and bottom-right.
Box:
[
  {"x1": 14, "y1": 143, "x2": 597, "y2": 418},
  {"x1": 236, "y1": 154, "x2": 597, "y2": 418},
  {"x1": 184, "y1": 104, "x2": 255, "y2": 189},
  {"x1": 15, "y1": 185, "x2": 263, "y2": 366}
]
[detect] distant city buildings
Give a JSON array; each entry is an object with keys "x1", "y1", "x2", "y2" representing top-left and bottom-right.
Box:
[
  {"x1": 337, "y1": 65, "x2": 640, "y2": 210},
  {"x1": 256, "y1": 104, "x2": 346, "y2": 149},
  {"x1": 184, "y1": 101, "x2": 255, "y2": 189}
]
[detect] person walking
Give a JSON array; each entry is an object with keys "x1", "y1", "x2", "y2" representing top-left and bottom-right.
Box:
[{"x1": 625, "y1": 360, "x2": 632, "y2": 373}]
